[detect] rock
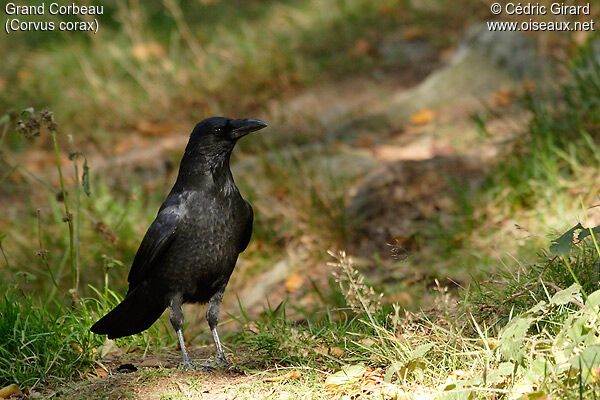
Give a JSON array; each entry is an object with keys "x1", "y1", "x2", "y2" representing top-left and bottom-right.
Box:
[
  {"x1": 387, "y1": 23, "x2": 548, "y2": 126},
  {"x1": 457, "y1": 23, "x2": 546, "y2": 80},
  {"x1": 388, "y1": 52, "x2": 513, "y2": 126}
]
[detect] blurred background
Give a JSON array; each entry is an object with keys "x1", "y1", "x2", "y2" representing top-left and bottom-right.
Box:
[{"x1": 1, "y1": 0, "x2": 600, "y2": 393}]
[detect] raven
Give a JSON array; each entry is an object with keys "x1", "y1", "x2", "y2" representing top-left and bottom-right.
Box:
[{"x1": 91, "y1": 117, "x2": 267, "y2": 368}]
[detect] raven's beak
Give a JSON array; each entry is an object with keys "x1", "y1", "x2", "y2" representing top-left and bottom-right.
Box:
[{"x1": 230, "y1": 119, "x2": 268, "y2": 139}]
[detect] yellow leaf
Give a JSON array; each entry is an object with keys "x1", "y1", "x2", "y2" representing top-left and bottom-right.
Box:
[
  {"x1": 284, "y1": 273, "x2": 304, "y2": 293},
  {"x1": 0, "y1": 384, "x2": 18, "y2": 399},
  {"x1": 410, "y1": 109, "x2": 435, "y2": 125},
  {"x1": 316, "y1": 347, "x2": 344, "y2": 358},
  {"x1": 264, "y1": 370, "x2": 302, "y2": 382}
]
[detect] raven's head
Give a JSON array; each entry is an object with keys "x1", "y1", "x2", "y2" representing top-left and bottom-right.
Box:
[
  {"x1": 190, "y1": 117, "x2": 267, "y2": 145},
  {"x1": 181, "y1": 117, "x2": 267, "y2": 175}
]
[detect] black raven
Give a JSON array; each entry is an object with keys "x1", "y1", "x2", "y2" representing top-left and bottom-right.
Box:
[{"x1": 91, "y1": 117, "x2": 267, "y2": 368}]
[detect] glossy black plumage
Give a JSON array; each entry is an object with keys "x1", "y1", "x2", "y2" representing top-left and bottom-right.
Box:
[{"x1": 91, "y1": 117, "x2": 267, "y2": 368}]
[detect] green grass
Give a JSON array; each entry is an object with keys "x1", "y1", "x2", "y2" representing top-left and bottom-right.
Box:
[
  {"x1": 0, "y1": 280, "x2": 177, "y2": 390},
  {"x1": 0, "y1": 286, "x2": 96, "y2": 389}
]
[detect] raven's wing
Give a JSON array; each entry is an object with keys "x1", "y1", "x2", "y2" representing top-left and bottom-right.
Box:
[
  {"x1": 127, "y1": 196, "x2": 183, "y2": 288},
  {"x1": 237, "y1": 200, "x2": 254, "y2": 254}
]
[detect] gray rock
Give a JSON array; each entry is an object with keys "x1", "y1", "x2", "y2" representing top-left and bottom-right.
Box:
[
  {"x1": 457, "y1": 23, "x2": 546, "y2": 80},
  {"x1": 387, "y1": 52, "x2": 513, "y2": 126},
  {"x1": 386, "y1": 23, "x2": 549, "y2": 126}
]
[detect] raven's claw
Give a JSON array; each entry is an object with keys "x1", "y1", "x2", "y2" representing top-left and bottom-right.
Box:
[{"x1": 195, "y1": 356, "x2": 230, "y2": 371}]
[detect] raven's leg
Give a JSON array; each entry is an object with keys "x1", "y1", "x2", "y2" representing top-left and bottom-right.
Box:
[
  {"x1": 206, "y1": 288, "x2": 229, "y2": 368},
  {"x1": 170, "y1": 294, "x2": 193, "y2": 369}
]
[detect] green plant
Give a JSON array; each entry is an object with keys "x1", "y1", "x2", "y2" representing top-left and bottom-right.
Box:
[{"x1": 0, "y1": 286, "x2": 97, "y2": 389}]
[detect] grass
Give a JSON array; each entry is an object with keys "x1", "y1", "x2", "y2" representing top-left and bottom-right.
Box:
[
  {"x1": 232, "y1": 236, "x2": 600, "y2": 399},
  {"x1": 0, "y1": 281, "x2": 155, "y2": 390},
  {"x1": 0, "y1": 286, "x2": 94, "y2": 389}
]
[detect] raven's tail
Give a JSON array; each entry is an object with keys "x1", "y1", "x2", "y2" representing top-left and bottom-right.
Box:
[{"x1": 91, "y1": 285, "x2": 168, "y2": 339}]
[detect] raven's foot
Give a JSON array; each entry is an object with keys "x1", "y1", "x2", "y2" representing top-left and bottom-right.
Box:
[
  {"x1": 195, "y1": 356, "x2": 230, "y2": 371},
  {"x1": 179, "y1": 360, "x2": 197, "y2": 370},
  {"x1": 178, "y1": 355, "x2": 230, "y2": 371}
]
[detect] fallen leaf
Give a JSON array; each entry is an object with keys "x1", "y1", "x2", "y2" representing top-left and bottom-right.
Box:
[
  {"x1": 284, "y1": 273, "x2": 304, "y2": 293},
  {"x1": 247, "y1": 322, "x2": 260, "y2": 334},
  {"x1": 264, "y1": 370, "x2": 302, "y2": 382},
  {"x1": 0, "y1": 384, "x2": 18, "y2": 399},
  {"x1": 409, "y1": 109, "x2": 435, "y2": 125},
  {"x1": 477, "y1": 337, "x2": 498, "y2": 349},
  {"x1": 316, "y1": 347, "x2": 344, "y2": 358},
  {"x1": 493, "y1": 88, "x2": 516, "y2": 107},
  {"x1": 94, "y1": 367, "x2": 108, "y2": 378},
  {"x1": 359, "y1": 338, "x2": 377, "y2": 347},
  {"x1": 330, "y1": 347, "x2": 344, "y2": 358},
  {"x1": 401, "y1": 26, "x2": 424, "y2": 41}
]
